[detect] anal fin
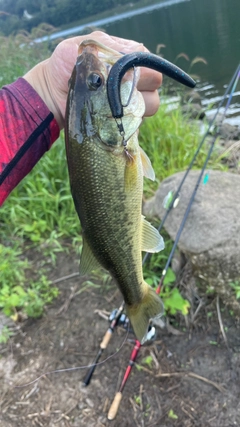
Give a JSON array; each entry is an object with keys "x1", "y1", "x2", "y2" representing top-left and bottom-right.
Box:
[{"x1": 141, "y1": 216, "x2": 164, "y2": 253}]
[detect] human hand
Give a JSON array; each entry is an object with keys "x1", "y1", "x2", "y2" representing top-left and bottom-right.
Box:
[{"x1": 24, "y1": 31, "x2": 162, "y2": 129}]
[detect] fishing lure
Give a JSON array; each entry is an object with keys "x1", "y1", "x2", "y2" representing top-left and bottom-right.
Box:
[{"x1": 107, "y1": 51, "x2": 196, "y2": 119}]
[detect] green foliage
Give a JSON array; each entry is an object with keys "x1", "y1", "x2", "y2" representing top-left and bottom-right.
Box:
[
  {"x1": 0, "y1": 134, "x2": 80, "y2": 244},
  {"x1": 162, "y1": 287, "x2": 190, "y2": 315},
  {"x1": 0, "y1": 244, "x2": 28, "y2": 283},
  {"x1": 134, "y1": 395, "x2": 142, "y2": 406},
  {"x1": 141, "y1": 355, "x2": 153, "y2": 368},
  {"x1": 143, "y1": 229, "x2": 189, "y2": 317},
  {"x1": 229, "y1": 281, "x2": 240, "y2": 299},
  {"x1": 145, "y1": 266, "x2": 190, "y2": 316},
  {"x1": 168, "y1": 409, "x2": 178, "y2": 420},
  {"x1": 0, "y1": 33, "x2": 50, "y2": 86},
  {"x1": 144, "y1": 246, "x2": 190, "y2": 316},
  {"x1": 139, "y1": 103, "x2": 209, "y2": 197},
  {"x1": 0, "y1": 326, "x2": 14, "y2": 344},
  {"x1": 0, "y1": 243, "x2": 59, "y2": 319}
]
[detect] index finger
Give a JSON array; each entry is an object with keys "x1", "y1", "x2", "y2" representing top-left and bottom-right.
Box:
[{"x1": 138, "y1": 67, "x2": 163, "y2": 92}]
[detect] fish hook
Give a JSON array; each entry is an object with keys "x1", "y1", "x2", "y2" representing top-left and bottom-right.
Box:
[
  {"x1": 107, "y1": 51, "x2": 196, "y2": 119},
  {"x1": 121, "y1": 66, "x2": 137, "y2": 108}
]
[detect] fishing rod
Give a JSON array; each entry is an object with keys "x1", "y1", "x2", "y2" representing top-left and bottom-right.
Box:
[
  {"x1": 82, "y1": 302, "x2": 125, "y2": 386},
  {"x1": 106, "y1": 63, "x2": 240, "y2": 419},
  {"x1": 107, "y1": 285, "x2": 161, "y2": 420},
  {"x1": 108, "y1": 339, "x2": 141, "y2": 420}
]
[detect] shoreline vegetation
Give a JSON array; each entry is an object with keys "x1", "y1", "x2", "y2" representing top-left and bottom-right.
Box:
[
  {"x1": 0, "y1": 30, "x2": 234, "y2": 338},
  {"x1": 0, "y1": 0, "x2": 163, "y2": 37}
]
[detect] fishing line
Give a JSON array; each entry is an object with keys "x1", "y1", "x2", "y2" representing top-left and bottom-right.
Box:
[
  {"x1": 14, "y1": 321, "x2": 129, "y2": 389},
  {"x1": 121, "y1": 66, "x2": 137, "y2": 108}
]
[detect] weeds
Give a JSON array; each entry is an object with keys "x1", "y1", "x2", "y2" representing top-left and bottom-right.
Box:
[
  {"x1": 0, "y1": 243, "x2": 59, "y2": 320},
  {"x1": 0, "y1": 134, "x2": 80, "y2": 244},
  {"x1": 139, "y1": 103, "x2": 209, "y2": 197},
  {"x1": 168, "y1": 409, "x2": 178, "y2": 420},
  {"x1": 229, "y1": 281, "x2": 240, "y2": 299},
  {"x1": 0, "y1": 326, "x2": 14, "y2": 344},
  {"x1": 0, "y1": 33, "x2": 50, "y2": 87}
]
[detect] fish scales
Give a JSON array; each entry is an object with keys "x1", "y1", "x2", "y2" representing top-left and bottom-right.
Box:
[
  {"x1": 65, "y1": 40, "x2": 165, "y2": 344},
  {"x1": 67, "y1": 134, "x2": 143, "y2": 306}
]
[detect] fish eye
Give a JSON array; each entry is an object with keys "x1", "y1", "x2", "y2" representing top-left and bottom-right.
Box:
[{"x1": 87, "y1": 73, "x2": 103, "y2": 90}]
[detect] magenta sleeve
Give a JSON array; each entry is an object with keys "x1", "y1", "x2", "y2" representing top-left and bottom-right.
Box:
[{"x1": 0, "y1": 77, "x2": 60, "y2": 206}]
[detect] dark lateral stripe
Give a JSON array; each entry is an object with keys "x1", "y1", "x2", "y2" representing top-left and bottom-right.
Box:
[{"x1": 0, "y1": 113, "x2": 54, "y2": 186}]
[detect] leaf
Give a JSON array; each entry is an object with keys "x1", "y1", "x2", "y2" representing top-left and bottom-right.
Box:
[
  {"x1": 142, "y1": 355, "x2": 153, "y2": 367},
  {"x1": 8, "y1": 293, "x2": 21, "y2": 307},
  {"x1": 163, "y1": 288, "x2": 190, "y2": 315},
  {"x1": 163, "y1": 268, "x2": 176, "y2": 285},
  {"x1": 168, "y1": 409, "x2": 178, "y2": 419},
  {"x1": 13, "y1": 285, "x2": 27, "y2": 296}
]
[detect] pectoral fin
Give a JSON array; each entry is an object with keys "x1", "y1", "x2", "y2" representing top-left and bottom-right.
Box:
[
  {"x1": 140, "y1": 147, "x2": 155, "y2": 181},
  {"x1": 141, "y1": 216, "x2": 164, "y2": 253},
  {"x1": 79, "y1": 238, "x2": 101, "y2": 276}
]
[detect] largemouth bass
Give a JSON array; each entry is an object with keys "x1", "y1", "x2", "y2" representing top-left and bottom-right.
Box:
[{"x1": 65, "y1": 40, "x2": 164, "y2": 344}]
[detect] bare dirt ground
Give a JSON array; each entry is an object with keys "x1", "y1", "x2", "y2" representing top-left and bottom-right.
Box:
[{"x1": 1, "y1": 250, "x2": 240, "y2": 427}]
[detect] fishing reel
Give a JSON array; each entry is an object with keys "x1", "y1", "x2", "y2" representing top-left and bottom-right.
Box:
[
  {"x1": 109, "y1": 308, "x2": 129, "y2": 330},
  {"x1": 108, "y1": 309, "x2": 156, "y2": 344}
]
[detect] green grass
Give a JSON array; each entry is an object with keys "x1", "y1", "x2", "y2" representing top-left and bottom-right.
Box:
[
  {"x1": 139, "y1": 101, "x2": 209, "y2": 196},
  {"x1": 0, "y1": 134, "x2": 79, "y2": 244},
  {"x1": 0, "y1": 243, "x2": 59, "y2": 320},
  {"x1": 0, "y1": 33, "x2": 50, "y2": 87}
]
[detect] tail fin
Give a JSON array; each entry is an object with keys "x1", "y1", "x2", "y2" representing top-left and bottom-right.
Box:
[{"x1": 126, "y1": 284, "x2": 164, "y2": 344}]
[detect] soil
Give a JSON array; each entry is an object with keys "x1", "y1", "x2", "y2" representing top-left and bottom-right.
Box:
[{"x1": 1, "y1": 250, "x2": 240, "y2": 427}]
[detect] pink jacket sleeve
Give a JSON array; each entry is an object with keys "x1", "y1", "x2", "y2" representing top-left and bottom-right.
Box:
[{"x1": 0, "y1": 77, "x2": 60, "y2": 206}]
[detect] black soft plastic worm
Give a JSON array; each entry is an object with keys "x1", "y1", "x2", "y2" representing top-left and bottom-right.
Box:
[{"x1": 107, "y1": 52, "x2": 196, "y2": 119}]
